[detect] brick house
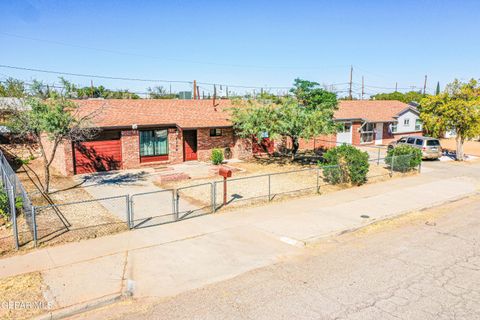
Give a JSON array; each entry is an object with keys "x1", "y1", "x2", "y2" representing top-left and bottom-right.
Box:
[
  {"x1": 47, "y1": 99, "x2": 252, "y2": 175},
  {"x1": 46, "y1": 99, "x2": 422, "y2": 175},
  {"x1": 293, "y1": 100, "x2": 423, "y2": 150}
]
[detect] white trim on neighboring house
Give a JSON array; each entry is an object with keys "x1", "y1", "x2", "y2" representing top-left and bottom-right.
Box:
[{"x1": 392, "y1": 107, "x2": 422, "y2": 134}]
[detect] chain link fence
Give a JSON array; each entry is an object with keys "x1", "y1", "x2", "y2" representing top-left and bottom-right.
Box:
[
  {"x1": 0, "y1": 147, "x2": 420, "y2": 254},
  {"x1": 0, "y1": 149, "x2": 35, "y2": 253}
]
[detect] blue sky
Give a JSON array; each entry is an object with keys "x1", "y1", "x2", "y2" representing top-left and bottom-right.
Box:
[{"x1": 0, "y1": 0, "x2": 479, "y2": 97}]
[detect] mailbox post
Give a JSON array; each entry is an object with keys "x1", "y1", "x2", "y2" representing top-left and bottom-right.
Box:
[{"x1": 218, "y1": 167, "x2": 232, "y2": 206}]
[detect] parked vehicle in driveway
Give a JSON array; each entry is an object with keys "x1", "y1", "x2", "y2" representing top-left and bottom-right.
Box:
[{"x1": 388, "y1": 136, "x2": 442, "y2": 159}]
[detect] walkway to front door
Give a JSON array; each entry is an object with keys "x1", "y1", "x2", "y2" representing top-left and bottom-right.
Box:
[{"x1": 183, "y1": 130, "x2": 198, "y2": 161}]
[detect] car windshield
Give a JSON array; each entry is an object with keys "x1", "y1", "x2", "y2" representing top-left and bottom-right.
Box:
[{"x1": 426, "y1": 140, "x2": 440, "y2": 146}]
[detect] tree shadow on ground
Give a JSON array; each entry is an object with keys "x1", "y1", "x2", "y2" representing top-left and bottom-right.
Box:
[
  {"x1": 253, "y1": 150, "x2": 326, "y2": 167},
  {"x1": 79, "y1": 171, "x2": 151, "y2": 186}
]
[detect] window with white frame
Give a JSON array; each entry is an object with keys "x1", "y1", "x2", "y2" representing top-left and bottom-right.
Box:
[
  {"x1": 404, "y1": 118, "x2": 410, "y2": 126},
  {"x1": 360, "y1": 123, "x2": 375, "y2": 144},
  {"x1": 415, "y1": 119, "x2": 422, "y2": 131},
  {"x1": 391, "y1": 122, "x2": 397, "y2": 133}
]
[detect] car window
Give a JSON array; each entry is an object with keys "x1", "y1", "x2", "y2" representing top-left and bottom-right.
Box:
[
  {"x1": 398, "y1": 138, "x2": 407, "y2": 143},
  {"x1": 426, "y1": 140, "x2": 440, "y2": 146},
  {"x1": 407, "y1": 137, "x2": 415, "y2": 144},
  {"x1": 415, "y1": 139, "x2": 423, "y2": 146}
]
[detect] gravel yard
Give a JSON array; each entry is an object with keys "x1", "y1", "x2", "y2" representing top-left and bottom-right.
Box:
[
  {"x1": 160, "y1": 158, "x2": 403, "y2": 213},
  {"x1": 0, "y1": 158, "x2": 127, "y2": 256}
]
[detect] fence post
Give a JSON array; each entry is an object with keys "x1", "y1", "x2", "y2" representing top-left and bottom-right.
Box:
[
  {"x1": 32, "y1": 206, "x2": 38, "y2": 247},
  {"x1": 212, "y1": 182, "x2": 217, "y2": 213},
  {"x1": 8, "y1": 186, "x2": 19, "y2": 250},
  {"x1": 126, "y1": 195, "x2": 132, "y2": 229},
  {"x1": 268, "y1": 174, "x2": 271, "y2": 201},
  {"x1": 377, "y1": 148, "x2": 380, "y2": 165},
  {"x1": 172, "y1": 190, "x2": 178, "y2": 220},
  {"x1": 390, "y1": 154, "x2": 395, "y2": 177},
  {"x1": 418, "y1": 157, "x2": 422, "y2": 173},
  {"x1": 175, "y1": 190, "x2": 180, "y2": 219},
  {"x1": 210, "y1": 182, "x2": 215, "y2": 213},
  {"x1": 316, "y1": 167, "x2": 320, "y2": 194}
]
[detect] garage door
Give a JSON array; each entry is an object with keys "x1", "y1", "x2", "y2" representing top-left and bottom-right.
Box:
[{"x1": 73, "y1": 133, "x2": 122, "y2": 174}]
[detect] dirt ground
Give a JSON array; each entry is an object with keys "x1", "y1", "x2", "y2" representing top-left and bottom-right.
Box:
[
  {"x1": 0, "y1": 157, "x2": 127, "y2": 257},
  {"x1": 160, "y1": 157, "x2": 410, "y2": 213},
  {"x1": 0, "y1": 272, "x2": 47, "y2": 320},
  {"x1": 440, "y1": 138, "x2": 480, "y2": 156}
]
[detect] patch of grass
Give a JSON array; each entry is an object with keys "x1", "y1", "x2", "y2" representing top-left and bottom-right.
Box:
[{"x1": 0, "y1": 272, "x2": 48, "y2": 320}]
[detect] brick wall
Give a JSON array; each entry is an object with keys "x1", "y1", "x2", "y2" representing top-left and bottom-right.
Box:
[
  {"x1": 381, "y1": 122, "x2": 423, "y2": 145},
  {"x1": 120, "y1": 130, "x2": 140, "y2": 169},
  {"x1": 196, "y1": 128, "x2": 235, "y2": 161},
  {"x1": 41, "y1": 134, "x2": 71, "y2": 176},
  {"x1": 352, "y1": 122, "x2": 362, "y2": 145},
  {"x1": 168, "y1": 128, "x2": 183, "y2": 164}
]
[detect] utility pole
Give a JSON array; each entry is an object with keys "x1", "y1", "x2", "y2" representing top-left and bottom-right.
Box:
[
  {"x1": 361, "y1": 76, "x2": 364, "y2": 100},
  {"x1": 423, "y1": 75, "x2": 427, "y2": 95},
  {"x1": 197, "y1": 86, "x2": 200, "y2": 99},
  {"x1": 213, "y1": 84, "x2": 217, "y2": 105},
  {"x1": 90, "y1": 80, "x2": 94, "y2": 98},
  {"x1": 226, "y1": 86, "x2": 229, "y2": 99},
  {"x1": 169, "y1": 83, "x2": 172, "y2": 95},
  {"x1": 348, "y1": 65, "x2": 353, "y2": 100},
  {"x1": 395, "y1": 82, "x2": 398, "y2": 92},
  {"x1": 193, "y1": 80, "x2": 197, "y2": 99}
]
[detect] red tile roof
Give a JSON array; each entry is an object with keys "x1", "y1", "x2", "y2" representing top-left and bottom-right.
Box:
[
  {"x1": 74, "y1": 99, "x2": 234, "y2": 129},
  {"x1": 74, "y1": 99, "x2": 415, "y2": 129},
  {"x1": 335, "y1": 100, "x2": 415, "y2": 122}
]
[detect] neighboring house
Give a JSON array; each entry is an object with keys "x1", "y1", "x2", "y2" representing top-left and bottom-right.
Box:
[
  {"x1": 296, "y1": 100, "x2": 423, "y2": 150},
  {"x1": 45, "y1": 99, "x2": 253, "y2": 175}
]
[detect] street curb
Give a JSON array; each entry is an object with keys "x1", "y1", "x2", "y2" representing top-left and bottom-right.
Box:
[
  {"x1": 302, "y1": 191, "x2": 478, "y2": 246},
  {"x1": 34, "y1": 293, "x2": 124, "y2": 320}
]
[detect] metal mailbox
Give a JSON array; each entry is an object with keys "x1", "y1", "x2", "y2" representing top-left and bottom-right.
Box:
[{"x1": 218, "y1": 167, "x2": 232, "y2": 178}]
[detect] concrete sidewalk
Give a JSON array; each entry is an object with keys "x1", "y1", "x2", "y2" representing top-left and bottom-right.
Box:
[{"x1": 1, "y1": 162, "x2": 478, "y2": 317}]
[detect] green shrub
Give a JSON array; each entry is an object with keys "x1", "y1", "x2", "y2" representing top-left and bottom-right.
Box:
[
  {"x1": 385, "y1": 145, "x2": 422, "y2": 172},
  {"x1": 210, "y1": 148, "x2": 224, "y2": 165},
  {"x1": 0, "y1": 190, "x2": 9, "y2": 220},
  {"x1": 321, "y1": 145, "x2": 369, "y2": 185}
]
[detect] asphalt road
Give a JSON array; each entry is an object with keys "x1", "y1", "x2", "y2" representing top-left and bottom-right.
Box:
[{"x1": 73, "y1": 192, "x2": 480, "y2": 320}]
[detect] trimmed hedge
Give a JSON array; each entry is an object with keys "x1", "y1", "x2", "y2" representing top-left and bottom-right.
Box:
[
  {"x1": 210, "y1": 148, "x2": 224, "y2": 165},
  {"x1": 385, "y1": 145, "x2": 422, "y2": 172},
  {"x1": 321, "y1": 145, "x2": 370, "y2": 185}
]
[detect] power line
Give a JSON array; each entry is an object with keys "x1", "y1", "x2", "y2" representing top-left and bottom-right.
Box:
[{"x1": 0, "y1": 32, "x2": 350, "y2": 71}]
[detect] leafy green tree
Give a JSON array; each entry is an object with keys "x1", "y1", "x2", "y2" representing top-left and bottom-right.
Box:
[
  {"x1": 232, "y1": 83, "x2": 338, "y2": 158},
  {"x1": 0, "y1": 78, "x2": 27, "y2": 97},
  {"x1": 147, "y1": 86, "x2": 178, "y2": 99},
  {"x1": 371, "y1": 91, "x2": 425, "y2": 104},
  {"x1": 290, "y1": 78, "x2": 338, "y2": 110},
  {"x1": 419, "y1": 79, "x2": 480, "y2": 160},
  {"x1": 58, "y1": 78, "x2": 139, "y2": 99},
  {"x1": 8, "y1": 97, "x2": 99, "y2": 192}
]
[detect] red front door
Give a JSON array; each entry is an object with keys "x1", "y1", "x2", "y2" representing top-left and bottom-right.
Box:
[{"x1": 183, "y1": 130, "x2": 198, "y2": 161}]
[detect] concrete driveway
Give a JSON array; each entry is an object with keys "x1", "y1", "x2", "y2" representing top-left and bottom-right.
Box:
[{"x1": 75, "y1": 168, "x2": 202, "y2": 228}]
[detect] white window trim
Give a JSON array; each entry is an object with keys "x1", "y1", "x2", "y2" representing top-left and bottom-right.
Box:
[{"x1": 360, "y1": 122, "x2": 375, "y2": 144}]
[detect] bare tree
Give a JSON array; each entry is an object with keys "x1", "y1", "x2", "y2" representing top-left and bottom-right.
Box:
[{"x1": 8, "y1": 97, "x2": 101, "y2": 192}]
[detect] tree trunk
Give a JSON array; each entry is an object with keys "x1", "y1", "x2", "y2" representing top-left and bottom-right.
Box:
[
  {"x1": 456, "y1": 135, "x2": 465, "y2": 161},
  {"x1": 44, "y1": 163, "x2": 50, "y2": 193},
  {"x1": 291, "y1": 136, "x2": 299, "y2": 160}
]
